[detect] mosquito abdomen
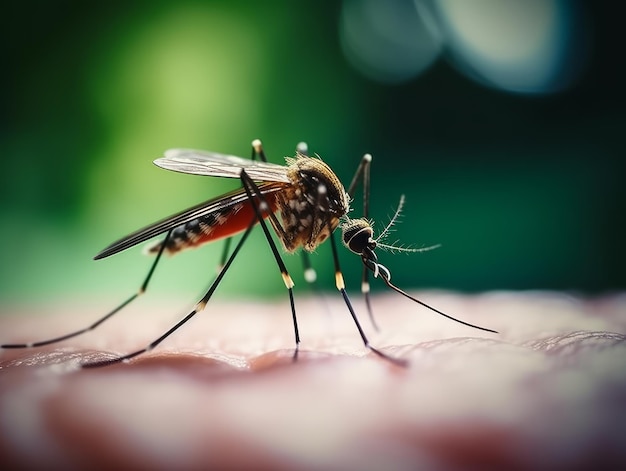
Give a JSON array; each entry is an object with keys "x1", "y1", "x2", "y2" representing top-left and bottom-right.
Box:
[{"x1": 147, "y1": 197, "x2": 279, "y2": 256}]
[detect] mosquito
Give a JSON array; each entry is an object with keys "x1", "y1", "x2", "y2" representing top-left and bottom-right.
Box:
[{"x1": 2, "y1": 139, "x2": 496, "y2": 367}]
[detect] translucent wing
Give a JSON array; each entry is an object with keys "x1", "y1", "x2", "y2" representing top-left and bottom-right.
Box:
[
  {"x1": 94, "y1": 183, "x2": 285, "y2": 260},
  {"x1": 154, "y1": 149, "x2": 291, "y2": 183}
]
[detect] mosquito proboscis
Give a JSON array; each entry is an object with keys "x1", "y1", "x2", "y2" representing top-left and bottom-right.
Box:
[{"x1": 2, "y1": 139, "x2": 497, "y2": 367}]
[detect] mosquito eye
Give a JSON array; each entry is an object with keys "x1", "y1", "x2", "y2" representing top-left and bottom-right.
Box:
[{"x1": 342, "y1": 220, "x2": 373, "y2": 255}]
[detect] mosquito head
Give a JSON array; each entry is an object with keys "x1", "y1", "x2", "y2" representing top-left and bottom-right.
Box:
[
  {"x1": 341, "y1": 217, "x2": 392, "y2": 280},
  {"x1": 341, "y1": 218, "x2": 377, "y2": 260}
]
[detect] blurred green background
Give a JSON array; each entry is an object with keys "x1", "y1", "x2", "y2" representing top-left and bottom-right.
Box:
[{"x1": 1, "y1": 1, "x2": 623, "y2": 305}]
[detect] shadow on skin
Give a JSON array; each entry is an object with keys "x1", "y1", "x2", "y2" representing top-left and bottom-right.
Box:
[{"x1": 1, "y1": 292, "x2": 625, "y2": 470}]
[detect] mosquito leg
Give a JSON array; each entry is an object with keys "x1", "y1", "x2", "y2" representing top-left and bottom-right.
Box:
[
  {"x1": 216, "y1": 237, "x2": 232, "y2": 272},
  {"x1": 361, "y1": 276, "x2": 379, "y2": 331},
  {"x1": 1, "y1": 230, "x2": 173, "y2": 350},
  {"x1": 82, "y1": 221, "x2": 256, "y2": 368},
  {"x1": 346, "y1": 153, "x2": 372, "y2": 213},
  {"x1": 239, "y1": 170, "x2": 301, "y2": 361},
  {"x1": 251, "y1": 138, "x2": 268, "y2": 162},
  {"x1": 329, "y1": 232, "x2": 406, "y2": 367},
  {"x1": 346, "y1": 153, "x2": 379, "y2": 331},
  {"x1": 215, "y1": 139, "x2": 267, "y2": 273}
]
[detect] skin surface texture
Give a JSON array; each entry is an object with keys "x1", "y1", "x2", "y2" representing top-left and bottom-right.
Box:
[{"x1": 1, "y1": 291, "x2": 625, "y2": 470}]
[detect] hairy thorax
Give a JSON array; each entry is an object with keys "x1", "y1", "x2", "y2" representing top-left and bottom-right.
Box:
[{"x1": 274, "y1": 154, "x2": 350, "y2": 253}]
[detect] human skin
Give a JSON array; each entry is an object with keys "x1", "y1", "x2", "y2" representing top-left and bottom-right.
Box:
[{"x1": 0, "y1": 291, "x2": 625, "y2": 470}]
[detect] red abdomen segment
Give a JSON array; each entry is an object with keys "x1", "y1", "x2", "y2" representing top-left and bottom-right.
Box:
[{"x1": 147, "y1": 194, "x2": 279, "y2": 255}]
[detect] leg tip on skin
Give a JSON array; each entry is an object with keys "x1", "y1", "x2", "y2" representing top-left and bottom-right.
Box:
[{"x1": 368, "y1": 346, "x2": 409, "y2": 368}]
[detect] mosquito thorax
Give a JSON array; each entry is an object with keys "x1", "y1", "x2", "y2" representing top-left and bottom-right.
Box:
[
  {"x1": 276, "y1": 153, "x2": 350, "y2": 253},
  {"x1": 341, "y1": 218, "x2": 375, "y2": 255}
]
